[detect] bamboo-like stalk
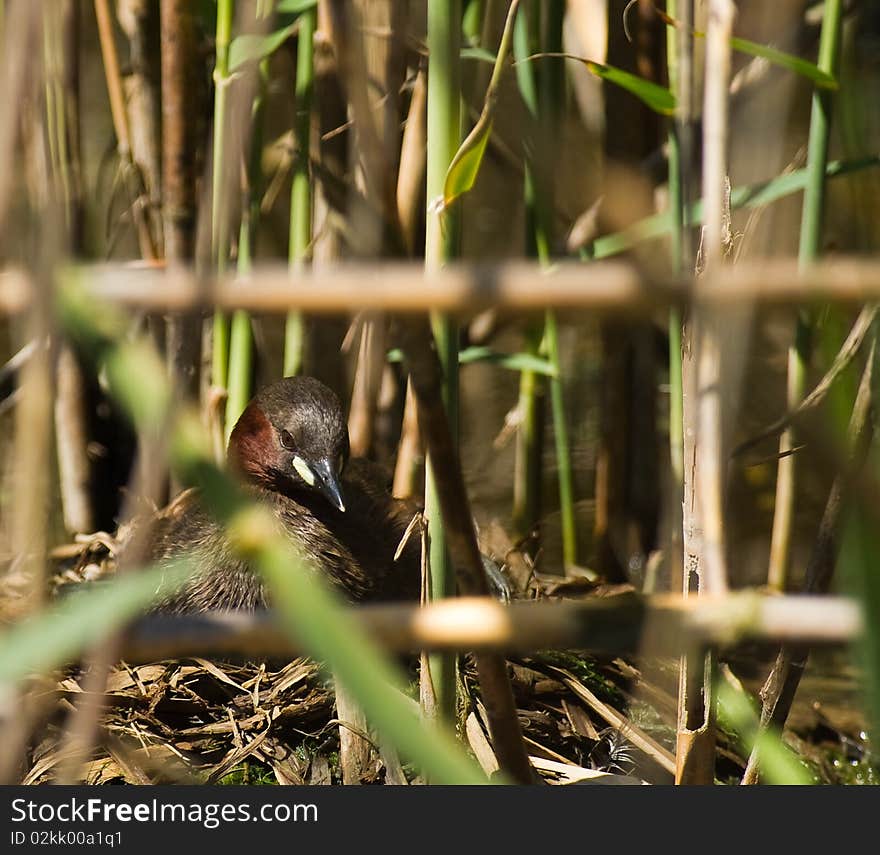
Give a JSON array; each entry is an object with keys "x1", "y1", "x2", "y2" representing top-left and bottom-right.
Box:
[
  {"x1": 283, "y1": 6, "x2": 316, "y2": 377},
  {"x1": 767, "y1": 0, "x2": 845, "y2": 592},
  {"x1": 666, "y1": 0, "x2": 691, "y2": 507},
  {"x1": 424, "y1": 0, "x2": 462, "y2": 721},
  {"x1": 676, "y1": 0, "x2": 735, "y2": 786},
  {"x1": 693, "y1": 1, "x2": 734, "y2": 597},
  {"x1": 211, "y1": 0, "x2": 234, "y2": 396},
  {"x1": 665, "y1": 0, "x2": 692, "y2": 526}
]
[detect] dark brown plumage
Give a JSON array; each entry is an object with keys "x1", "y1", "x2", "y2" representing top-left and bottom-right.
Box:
[{"x1": 145, "y1": 376, "x2": 421, "y2": 613}]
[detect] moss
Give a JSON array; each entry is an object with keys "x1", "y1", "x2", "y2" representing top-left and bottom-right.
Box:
[
  {"x1": 531, "y1": 650, "x2": 625, "y2": 707},
  {"x1": 217, "y1": 761, "x2": 277, "y2": 785}
]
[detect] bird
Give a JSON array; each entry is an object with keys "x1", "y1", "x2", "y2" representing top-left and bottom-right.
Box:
[{"x1": 144, "y1": 376, "x2": 423, "y2": 613}]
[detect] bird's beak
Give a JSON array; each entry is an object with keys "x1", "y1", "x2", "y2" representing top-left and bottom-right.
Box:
[{"x1": 311, "y1": 458, "x2": 346, "y2": 513}]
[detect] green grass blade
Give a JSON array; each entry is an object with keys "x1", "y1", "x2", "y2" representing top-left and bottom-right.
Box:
[
  {"x1": 584, "y1": 60, "x2": 675, "y2": 115},
  {"x1": 229, "y1": 21, "x2": 298, "y2": 72},
  {"x1": 585, "y1": 155, "x2": 880, "y2": 260},
  {"x1": 441, "y1": 0, "x2": 520, "y2": 208},
  {"x1": 461, "y1": 46, "x2": 496, "y2": 64},
  {"x1": 729, "y1": 36, "x2": 837, "y2": 89},
  {"x1": 274, "y1": 0, "x2": 317, "y2": 12},
  {"x1": 458, "y1": 345, "x2": 557, "y2": 376},
  {"x1": 716, "y1": 680, "x2": 815, "y2": 784}
]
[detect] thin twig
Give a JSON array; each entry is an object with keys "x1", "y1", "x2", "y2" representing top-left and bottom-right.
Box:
[{"x1": 733, "y1": 303, "x2": 878, "y2": 457}]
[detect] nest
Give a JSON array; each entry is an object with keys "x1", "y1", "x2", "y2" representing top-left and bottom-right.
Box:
[
  {"x1": 9, "y1": 530, "x2": 675, "y2": 785},
  {"x1": 7, "y1": 528, "x2": 866, "y2": 785}
]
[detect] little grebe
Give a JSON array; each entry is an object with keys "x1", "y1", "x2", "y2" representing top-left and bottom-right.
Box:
[{"x1": 146, "y1": 376, "x2": 422, "y2": 613}]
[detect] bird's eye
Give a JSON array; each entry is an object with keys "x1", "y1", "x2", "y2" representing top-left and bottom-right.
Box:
[
  {"x1": 279, "y1": 429, "x2": 296, "y2": 450},
  {"x1": 336, "y1": 453, "x2": 345, "y2": 474}
]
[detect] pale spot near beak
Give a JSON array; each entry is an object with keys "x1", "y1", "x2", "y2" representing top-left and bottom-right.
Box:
[{"x1": 292, "y1": 455, "x2": 316, "y2": 486}]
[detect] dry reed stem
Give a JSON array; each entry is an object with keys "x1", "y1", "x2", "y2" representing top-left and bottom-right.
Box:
[
  {"x1": 0, "y1": 1, "x2": 39, "y2": 238},
  {"x1": 398, "y1": 316, "x2": 534, "y2": 784},
  {"x1": 396, "y1": 66, "x2": 427, "y2": 257},
  {"x1": 676, "y1": 0, "x2": 736, "y2": 786},
  {"x1": 9, "y1": 259, "x2": 880, "y2": 317},
  {"x1": 113, "y1": 592, "x2": 861, "y2": 665},
  {"x1": 160, "y1": 0, "x2": 201, "y2": 407},
  {"x1": 93, "y1": 0, "x2": 158, "y2": 260},
  {"x1": 55, "y1": 412, "x2": 171, "y2": 783},
  {"x1": 392, "y1": 379, "x2": 422, "y2": 499}
]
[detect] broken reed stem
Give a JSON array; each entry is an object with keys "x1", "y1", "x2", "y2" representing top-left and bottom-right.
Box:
[
  {"x1": 664, "y1": 0, "x2": 693, "y2": 594},
  {"x1": 424, "y1": 0, "x2": 462, "y2": 722},
  {"x1": 283, "y1": 4, "x2": 316, "y2": 377},
  {"x1": 768, "y1": 0, "x2": 844, "y2": 592},
  {"x1": 676, "y1": 0, "x2": 735, "y2": 786},
  {"x1": 694, "y1": 0, "x2": 733, "y2": 596}
]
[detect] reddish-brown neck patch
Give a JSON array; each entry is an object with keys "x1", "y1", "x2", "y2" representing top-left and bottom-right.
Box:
[{"x1": 228, "y1": 404, "x2": 276, "y2": 483}]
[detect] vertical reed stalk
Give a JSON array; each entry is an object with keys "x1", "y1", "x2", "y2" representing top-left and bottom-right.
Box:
[
  {"x1": 767, "y1": 0, "x2": 844, "y2": 591},
  {"x1": 160, "y1": 0, "x2": 201, "y2": 404},
  {"x1": 511, "y1": 1, "x2": 576, "y2": 569},
  {"x1": 424, "y1": 0, "x2": 462, "y2": 720},
  {"x1": 225, "y1": 57, "x2": 269, "y2": 437},
  {"x1": 48, "y1": 2, "x2": 93, "y2": 535},
  {"x1": 666, "y1": 0, "x2": 689, "y2": 499},
  {"x1": 511, "y1": 4, "x2": 546, "y2": 542},
  {"x1": 538, "y1": 2, "x2": 577, "y2": 573},
  {"x1": 676, "y1": 0, "x2": 734, "y2": 785},
  {"x1": 211, "y1": 0, "x2": 234, "y2": 396},
  {"x1": 94, "y1": 0, "x2": 158, "y2": 261},
  {"x1": 283, "y1": 6, "x2": 316, "y2": 377},
  {"x1": 662, "y1": 0, "x2": 687, "y2": 600}
]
